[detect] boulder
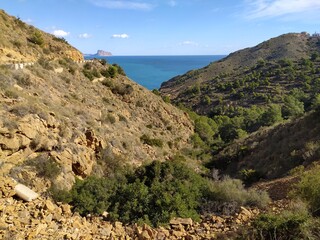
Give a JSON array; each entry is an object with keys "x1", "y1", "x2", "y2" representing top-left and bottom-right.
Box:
[
  {"x1": 14, "y1": 184, "x2": 38, "y2": 201},
  {"x1": 170, "y1": 217, "x2": 193, "y2": 226}
]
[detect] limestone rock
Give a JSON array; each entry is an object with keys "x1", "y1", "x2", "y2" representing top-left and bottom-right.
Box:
[
  {"x1": 45, "y1": 199, "x2": 56, "y2": 212},
  {"x1": 14, "y1": 184, "x2": 38, "y2": 202},
  {"x1": 170, "y1": 217, "x2": 193, "y2": 226}
]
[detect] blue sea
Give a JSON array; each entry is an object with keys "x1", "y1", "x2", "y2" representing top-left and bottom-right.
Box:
[{"x1": 85, "y1": 55, "x2": 225, "y2": 90}]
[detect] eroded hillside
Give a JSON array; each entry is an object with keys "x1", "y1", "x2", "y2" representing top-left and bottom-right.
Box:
[
  {"x1": 0, "y1": 9, "x2": 82, "y2": 63},
  {"x1": 0, "y1": 58, "x2": 194, "y2": 192},
  {"x1": 0, "y1": 9, "x2": 194, "y2": 193}
]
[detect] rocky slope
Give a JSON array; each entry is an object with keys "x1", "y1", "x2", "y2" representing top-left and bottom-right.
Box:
[
  {"x1": 0, "y1": 9, "x2": 83, "y2": 63},
  {"x1": 0, "y1": 59, "x2": 193, "y2": 191},
  {"x1": 0, "y1": 10, "x2": 194, "y2": 194},
  {"x1": 0, "y1": 176, "x2": 261, "y2": 240},
  {"x1": 160, "y1": 32, "x2": 320, "y2": 115}
]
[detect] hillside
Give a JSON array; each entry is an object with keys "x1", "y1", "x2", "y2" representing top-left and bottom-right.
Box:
[
  {"x1": 160, "y1": 32, "x2": 320, "y2": 116},
  {"x1": 0, "y1": 10, "x2": 193, "y2": 193},
  {"x1": 0, "y1": 10, "x2": 82, "y2": 63},
  {"x1": 209, "y1": 109, "x2": 320, "y2": 180},
  {"x1": 3, "y1": 10, "x2": 320, "y2": 240}
]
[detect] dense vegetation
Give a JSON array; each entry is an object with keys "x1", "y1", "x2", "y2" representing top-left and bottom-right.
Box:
[
  {"x1": 53, "y1": 159, "x2": 269, "y2": 227},
  {"x1": 182, "y1": 55, "x2": 320, "y2": 145},
  {"x1": 240, "y1": 165, "x2": 320, "y2": 239}
]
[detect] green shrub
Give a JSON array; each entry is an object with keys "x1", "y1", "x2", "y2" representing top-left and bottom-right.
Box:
[
  {"x1": 140, "y1": 134, "x2": 163, "y2": 147},
  {"x1": 118, "y1": 114, "x2": 127, "y2": 122},
  {"x1": 100, "y1": 68, "x2": 111, "y2": 78},
  {"x1": 38, "y1": 57, "x2": 53, "y2": 70},
  {"x1": 82, "y1": 69, "x2": 94, "y2": 80},
  {"x1": 162, "y1": 95, "x2": 171, "y2": 103},
  {"x1": 15, "y1": 73, "x2": 31, "y2": 86},
  {"x1": 4, "y1": 89, "x2": 19, "y2": 99},
  {"x1": 260, "y1": 104, "x2": 283, "y2": 126},
  {"x1": 108, "y1": 66, "x2": 117, "y2": 78},
  {"x1": 108, "y1": 160, "x2": 206, "y2": 226},
  {"x1": 101, "y1": 79, "x2": 114, "y2": 88},
  {"x1": 57, "y1": 159, "x2": 270, "y2": 227},
  {"x1": 92, "y1": 68, "x2": 101, "y2": 78},
  {"x1": 152, "y1": 89, "x2": 160, "y2": 96},
  {"x1": 112, "y1": 64, "x2": 126, "y2": 76},
  {"x1": 53, "y1": 37, "x2": 68, "y2": 44},
  {"x1": 292, "y1": 165, "x2": 320, "y2": 215},
  {"x1": 246, "y1": 206, "x2": 311, "y2": 240},
  {"x1": 203, "y1": 177, "x2": 269, "y2": 215},
  {"x1": 26, "y1": 155, "x2": 61, "y2": 180},
  {"x1": 282, "y1": 95, "x2": 305, "y2": 119},
  {"x1": 12, "y1": 40, "x2": 22, "y2": 48},
  {"x1": 101, "y1": 112, "x2": 116, "y2": 124},
  {"x1": 69, "y1": 177, "x2": 117, "y2": 216},
  {"x1": 99, "y1": 59, "x2": 107, "y2": 65},
  {"x1": 111, "y1": 84, "x2": 134, "y2": 95},
  {"x1": 29, "y1": 31, "x2": 44, "y2": 46},
  {"x1": 239, "y1": 168, "x2": 263, "y2": 185}
]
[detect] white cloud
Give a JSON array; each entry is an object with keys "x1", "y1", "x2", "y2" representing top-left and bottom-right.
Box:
[
  {"x1": 89, "y1": 0, "x2": 154, "y2": 10},
  {"x1": 179, "y1": 41, "x2": 199, "y2": 46},
  {"x1": 112, "y1": 33, "x2": 129, "y2": 39},
  {"x1": 246, "y1": 0, "x2": 320, "y2": 19},
  {"x1": 79, "y1": 33, "x2": 92, "y2": 39},
  {"x1": 52, "y1": 29, "x2": 70, "y2": 37},
  {"x1": 168, "y1": 0, "x2": 177, "y2": 7},
  {"x1": 23, "y1": 18, "x2": 32, "y2": 23}
]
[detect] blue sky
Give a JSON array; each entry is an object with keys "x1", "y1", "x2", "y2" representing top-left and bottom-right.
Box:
[{"x1": 2, "y1": 0, "x2": 320, "y2": 55}]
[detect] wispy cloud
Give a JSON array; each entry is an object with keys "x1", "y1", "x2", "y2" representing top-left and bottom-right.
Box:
[
  {"x1": 179, "y1": 41, "x2": 199, "y2": 46},
  {"x1": 23, "y1": 18, "x2": 32, "y2": 23},
  {"x1": 79, "y1": 33, "x2": 92, "y2": 39},
  {"x1": 112, "y1": 33, "x2": 129, "y2": 39},
  {"x1": 52, "y1": 29, "x2": 70, "y2": 37},
  {"x1": 89, "y1": 0, "x2": 155, "y2": 10},
  {"x1": 246, "y1": 0, "x2": 320, "y2": 19},
  {"x1": 168, "y1": 0, "x2": 177, "y2": 7}
]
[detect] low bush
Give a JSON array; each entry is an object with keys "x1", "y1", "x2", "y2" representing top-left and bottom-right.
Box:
[
  {"x1": 239, "y1": 168, "x2": 263, "y2": 185},
  {"x1": 38, "y1": 57, "x2": 53, "y2": 70},
  {"x1": 243, "y1": 202, "x2": 315, "y2": 240},
  {"x1": 101, "y1": 79, "x2": 114, "y2": 88},
  {"x1": 292, "y1": 165, "x2": 320, "y2": 215},
  {"x1": 53, "y1": 37, "x2": 68, "y2": 44},
  {"x1": 26, "y1": 154, "x2": 61, "y2": 180},
  {"x1": 15, "y1": 73, "x2": 32, "y2": 86},
  {"x1": 55, "y1": 159, "x2": 270, "y2": 227},
  {"x1": 29, "y1": 31, "x2": 44, "y2": 46},
  {"x1": 111, "y1": 84, "x2": 134, "y2": 95},
  {"x1": 101, "y1": 112, "x2": 116, "y2": 124},
  {"x1": 202, "y1": 177, "x2": 269, "y2": 215},
  {"x1": 140, "y1": 134, "x2": 163, "y2": 147}
]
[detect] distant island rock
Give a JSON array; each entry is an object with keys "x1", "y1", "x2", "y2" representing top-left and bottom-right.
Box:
[{"x1": 84, "y1": 50, "x2": 112, "y2": 57}]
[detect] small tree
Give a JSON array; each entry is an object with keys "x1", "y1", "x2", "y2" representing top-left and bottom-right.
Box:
[
  {"x1": 260, "y1": 104, "x2": 282, "y2": 126},
  {"x1": 282, "y1": 95, "x2": 305, "y2": 119}
]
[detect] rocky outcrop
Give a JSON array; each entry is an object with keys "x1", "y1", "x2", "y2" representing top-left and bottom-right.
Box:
[
  {"x1": 96, "y1": 50, "x2": 112, "y2": 56},
  {"x1": 85, "y1": 50, "x2": 113, "y2": 58},
  {"x1": 0, "y1": 176, "x2": 260, "y2": 239}
]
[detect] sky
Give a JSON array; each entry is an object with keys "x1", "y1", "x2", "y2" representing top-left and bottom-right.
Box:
[{"x1": 1, "y1": 0, "x2": 320, "y2": 55}]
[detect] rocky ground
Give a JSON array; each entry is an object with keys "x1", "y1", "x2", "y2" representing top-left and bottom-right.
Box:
[{"x1": 0, "y1": 176, "x2": 263, "y2": 240}]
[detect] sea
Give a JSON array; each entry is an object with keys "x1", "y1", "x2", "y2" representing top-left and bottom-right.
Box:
[{"x1": 85, "y1": 55, "x2": 225, "y2": 90}]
